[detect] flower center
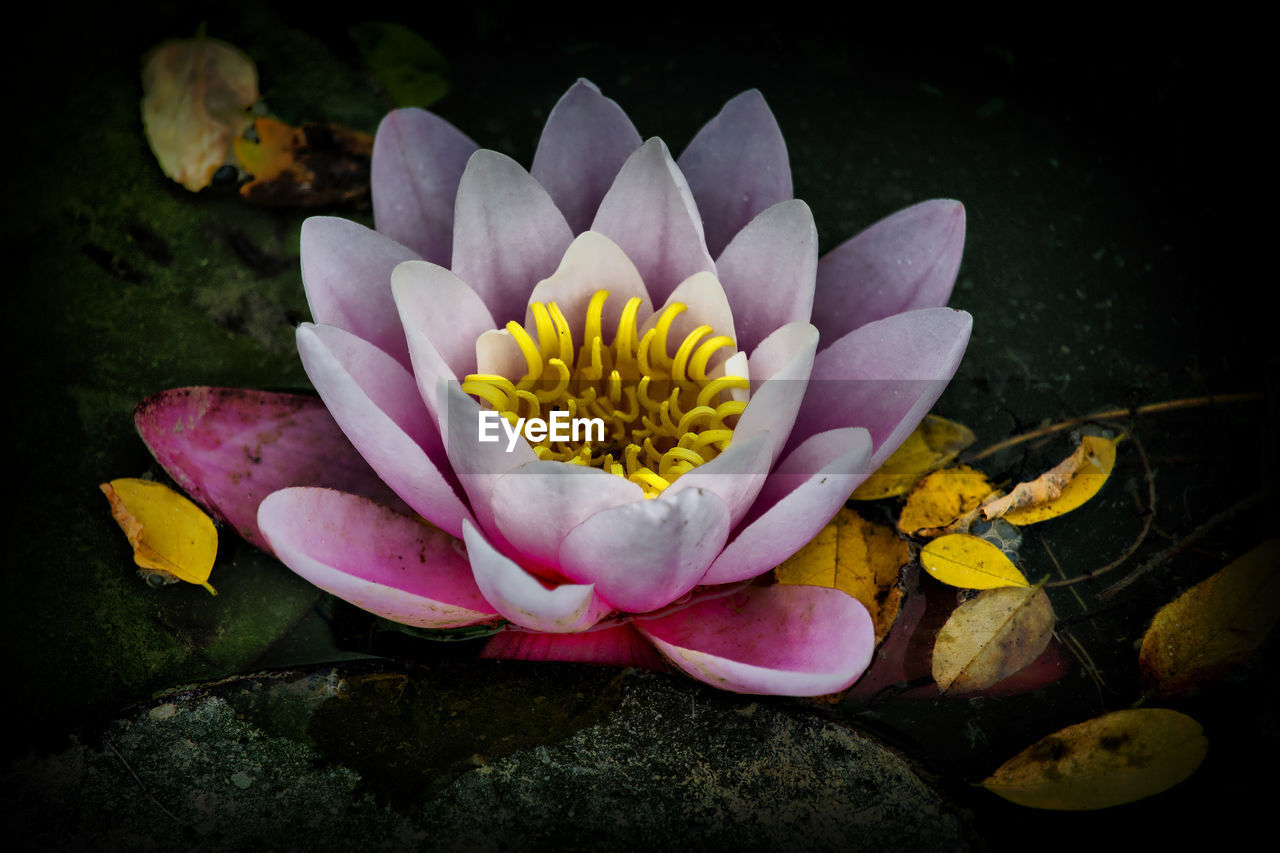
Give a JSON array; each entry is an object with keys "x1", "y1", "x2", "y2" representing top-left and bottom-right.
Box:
[{"x1": 463, "y1": 290, "x2": 748, "y2": 497}]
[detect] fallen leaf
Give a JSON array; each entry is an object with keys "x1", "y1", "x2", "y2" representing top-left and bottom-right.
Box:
[
  {"x1": 898, "y1": 465, "x2": 995, "y2": 535},
  {"x1": 234, "y1": 117, "x2": 374, "y2": 207},
  {"x1": 850, "y1": 415, "x2": 976, "y2": 500},
  {"x1": 1139, "y1": 539, "x2": 1280, "y2": 698},
  {"x1": 774, "y1": 508, "x2": 908, "y2": 642},
  {"x1": 349, "y1": 21, "x2": 450, "y2": 108},
  {"x1": 982, "y1": 709, "x2": 1207, "y2": 809},
  {"x1": 981, "y1": 434, "x2": 1120, "y2": 524},
  {"x1": 100, "y1": 478, "x2": 218, "y2": 594},
  {"x1": 932, "y1": 585, "x2": 1052, "y2": 692},
  {"x1": 141, "y1": 34, "x2": 258, "y2": 191},
  {"x1": 920, "y1": 533, "x2": 1028, "y2": 589}
]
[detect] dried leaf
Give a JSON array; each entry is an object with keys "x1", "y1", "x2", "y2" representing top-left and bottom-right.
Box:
[
  {"x1": 981, "y1": 435, "x2": 1120, "y2": 524},
  {"x1": 349, "y1": 21, "x2": 450, "y2": 108},
  {"x1": 141, "y1": 34, "x2": 258, "y2": 191},
  {"x1": 234, "y1": 118, "x2": 374, "y2": 207},
  {"x1": 850, "y1": 415, "x2": 976, "y2": 500},
  {"x1": 100, "y1": 478, "x2": 218, "y2": 594},
  {"x1": 920, "y1": 533, "x2": 1028, "y2": 589},
  {"x1": 1139, "y1": 539, "x2": 1280, "y2": 698},
  {"x1": 932, "y1": 585, "x2": 1053, "y2": 692},
  {"x1": 774, "y1": 508, "x2": 908, "y2": 642},
  {"x1": 898, "y1": 465, "x2": 995, "y2": 535},
  {"x1": 982, "y1": 709, "x2": 1207, "y2": 809}
]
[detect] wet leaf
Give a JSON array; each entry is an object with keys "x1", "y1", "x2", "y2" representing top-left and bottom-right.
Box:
[
  {"x1": 349, "y1": 21, "x2": 449, "y2": 108},
  {"x1": 100, "y1": 478, "x2": 218, "y2": 594},
  {"x1": 774, "y1": 508, "x2": 908, "y2": 642},
  {"x1": 850, "y1": 415, "x2": 976, "y2": 500},
  {"x1": 898, "y1": 465, "x2": 995, "y2": 536},
  {"x1": 982, "y1": 709, "x2": 1207, "y2": 809},
  {"x1": 1139, "y1": 539, "x2": 1280, "y2": 698},
  {"x1": 920, "y1": 533, "x2": 1028, "y2": 589},
  {"x1": 233, "y1": 117, "x2": 374, "y2": 207},
  {"x1": 141, "y1": 34, "x2": 258, "y2": 191},
  {"x1": 982, "y1": 435, "x2": 1120, "y2": 524},
  {"x1": 932, "y1": 585, "x2": 1052, "y2": 692}
]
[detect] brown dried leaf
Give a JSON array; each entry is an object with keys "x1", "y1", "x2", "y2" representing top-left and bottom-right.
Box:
[
  {"x1": 981, "y1": 435, "x2": 1120, "y2": 524},
  {"x1": 931, "y1": 585, "x2": 1054, "y2": 693}
]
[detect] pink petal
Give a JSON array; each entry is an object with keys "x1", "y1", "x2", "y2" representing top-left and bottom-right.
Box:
[
  {"x1": 665, "y1": 432, "x2": 771, "y2": 529},
  {"x1": 635, "y1": 584, "x2": 874, "y2": 696},
  {"x1": 134, "y1": 387, "x2": 405, "y2": 551},
  {"x1": 734, "y1": 322, "x2": 818, "y2": 468},
  {"x1": 789, "y1": 307, "x2": 972, "y2": 468},
  {"x1": 371, "y1": 107, "x2": 478, "y2": 266},
  {"x1": 703, "y1": 428, "x2": 872, "y2": 585},
  {"x1": 558, "y1": 487, "x2": 730, "y2": 614},
  {"x1": 451, "y1": 150, "x2": 574, "y2": 326},
  {"x1": 812, "y1": 200, "x2": 966, "y2": 346},
  {"x1": 530, "y1": 80, "x2": 642, "y2": 235},
  {"x1": 524, "y1": 231, "x2": 652, "y2": 346},
  {"x1": 592, "y1": 138, "x2": 715, "y2": 306},
  {"x1": 481, "y1": 623, "x2": 666, "y2": 670},
  {"x1": 463, "y1": 521, "x2": 611, "y2": 633},
  {"x1": 296, "y1": 323, "x2": 473, "y2": 538},
  {"x1": 491, "y1": 462, "x2": 643, "y2": 572},
  {"x1": 390, "y1": 260, "x2": 494, "y2": 382},
  {"x1": 714, "y1": 200, "x2": 817, "y2": 354},
  {"x1": 300, "y1": 217, "x2": 420, "y2": 367},
  {"x1": 258, "y1": 487, "x2": 497, "y2": 628},
  {"x1": 677, "y1": 90, "x2": 793, "y2": 258}
]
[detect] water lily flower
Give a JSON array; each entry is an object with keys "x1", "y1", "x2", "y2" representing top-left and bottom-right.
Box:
[{"x1": 136, "y1": 80, "x2": 970, "y2": 696}]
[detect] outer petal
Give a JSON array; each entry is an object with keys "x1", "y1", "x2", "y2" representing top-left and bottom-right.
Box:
[
  {"x1": 480, "y1": 623, "x2": 666, "y2": 670},
  {"x1": 463, "y1": 521, "x2": 611, "y2": 633},
  {"x1": 134, "y1": 387, "x2": 405, "y2": 551},
  {"x1": 677, "y1": 90, "x2": 793, "y2": 258},
  {"x1": 370, "y1": 107, "x2": 478, "y2": 266},
  {"x1": 592, "y1": 138, "x2": 715, "y2": 306},
  {"x1": 530, "y1": 80, "x2": 642, "y2": 235},
  {"x1": 734, "y1": 322, "x2": 818, "y2": 468},
  {"x1": 665, "y1": 432, "x2": 771, "y2": 530},
  {"x1": 703, "y1": 427, "x2": 872, "y2": 585},
  {"x1": 812, "y1": 200, "x2": 966, "y2": 346},
  {"x1": 524, "y1": 231, "x2": 652, "y2": 346},
  {"x1": 258, "y1": 488, "x2": 498, "y2": 628},
  {"x1": 391, "y1": 260, "x2": 495, "y2": 382},
  {"x1": 558, "y1": 487, "x2": 730, "y2": 614},
  {"x1": 296, "y1": 323, "x2": 473, "y2": 538},
  {"x1": 714, "y1": 200, "x2": 817, "y2": 354},
  {"x1": 634, "y1": 585, "x2": 874, "y2": 696},
  {"x1": 300, "y1": 217, "x2": 420, "y2": 366},
  {"x1": 788, "y1": 307, "x2": 972, "y2": 468},
  {"x1": 451, "y1": 150, "x2": 574, "y2": 326}
]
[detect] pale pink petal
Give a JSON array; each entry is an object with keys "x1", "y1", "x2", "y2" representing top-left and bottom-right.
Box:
[
  {"x1": 463, "y1": 521, "x2": 611, "y2": 633},
  {"x1": 370, "y1": 107, "x2": 478, "y2": 266},
  {"x1": 788, "y1": 307, "x2": 972, "y2": 468},
  {"x1": 677, "y1": 90, "x2": 793, "y2": 258},
  {"x1": 524, "y1": 231, "x2": 652, "y2": 344},
  {"x1": 734, "y1": 322, "x2": 818, "y2": 467},
  {"x1": 296, "y1": 323, "x2": 473, "y2": 538},
  {"x1": 812, "y1": 200, "x2": 965, "y2": 346},
  {"x1": 481, "y1": 624, "x2": 666, "y2": 670},
  {"x1": 258, "y1": 488, "x2": 498, "y2": 628},
  {"x1": 390, "y1": 260, "x2": 494, "y2": 381},
  {"x1": 703, "y1": 428, "x2": 872, "y2": 585},
  {"x1": 300, "y1": 217, "x2": 419, "y2": 366},
  {"x1": 638, "y1": 270, "x2": 736, "y2": 356},
  {"x1": 473, "y1": 329, "x2": 526, "y2": 381},
  {"x1": 558, "y1": 487, "x2": 730, "y2": 614},
  {"x1": 451, "y1": 150, "x2": 574, "y2": 326},
  {"x1": 592, "y1": 138, "x2": 715, "y2": 306},
  {"x1": 665, "y1": 432, "x2": 771, "y2": 529},
  {"x1": 714, "y1": 200, "x2": 817, "y2": 354},
  {"x1": 530, "y1": 80, "x2": 643, "y2": 235},
  {"x1": 135, "y1": 387, "x2": 406, "y2": 552},
  {"x1": 635, "y1": 585, "x2": 874, "y2": 696}
]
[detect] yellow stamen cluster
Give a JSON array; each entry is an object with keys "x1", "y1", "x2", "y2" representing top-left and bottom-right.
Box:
[{"x1": 462, "y1": 290, "x2": 747, "y2": 497}]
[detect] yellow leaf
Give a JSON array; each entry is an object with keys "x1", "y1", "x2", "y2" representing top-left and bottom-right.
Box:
[
  {"x1": 850, "y1": 415, "x2": 976, "y2": 500},
  {"x1": 774, "y1": 508, "x2": 908, "y2": 642},
  {"x1": 898, "y1": 465, "x2": 995, "y2": 536},
  {"x1": 932, "y1": 585, "x2": 1054, "y2": 692},
  {"x1": 141, "y1": 34, "x2": 258, "y2": 191},
  {"x1": 982, "y1": 709, "x2": 1207, "y2": 809},
  {"x1": 100, "y1": 478, "x2": 218, "y2": 594},
  {"x1": 920, "y1": 533, "x2": 1028, "y2": 589},
  {"x1": 982, "y1": 435, "x2": 1120, "y2": 525},
  {"x1": 1139, "y1": 539, "x2": 1280, "y2": 699}
]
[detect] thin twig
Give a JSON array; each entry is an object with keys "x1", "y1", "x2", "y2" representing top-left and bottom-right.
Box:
[
  {"x1": 104, "y1": 736, "x2": 187, "y2": 827},
  {"x1": 1098, "y1": 488, "x2": 1275, "y2": 600},
  {"x1": 969, "y1": 392, "x2": 1263, "y2": 462}
]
